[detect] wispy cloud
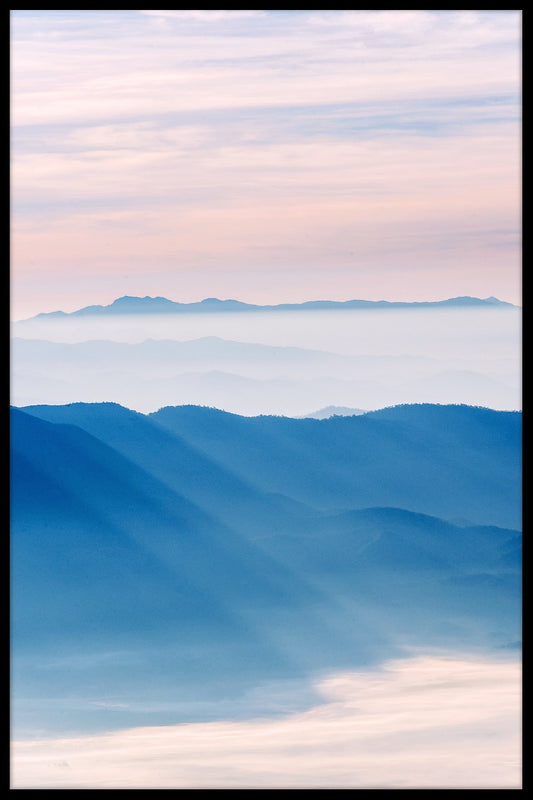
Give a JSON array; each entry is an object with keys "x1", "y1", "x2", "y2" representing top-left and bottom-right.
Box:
[
  {"x1": 11, "y1": 654, "x2": 521, "y2": 789},
  {"x1": 10, "y1": 10, "x2": 522, "y2": 315},
  {"x1": 11, "y1": 122, "x2": 520, "y2": 309},
  {"x1": 139, "y1": 10, "x2": 266, "y2": 23}
]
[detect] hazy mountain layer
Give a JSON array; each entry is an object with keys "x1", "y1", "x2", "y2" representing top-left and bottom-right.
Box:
[
  {"x1": 298, "y1": 406, "x2": 368, "y2": 418},
  {"x1": 11, "y1": 334, "x2": 520, "y2": 414},
  {"x1": 11, "y1": 403, "x2": 521, "y2": 737},
  {"x1": 20, "y1": 294, "x2": 516, "y2": 322}
]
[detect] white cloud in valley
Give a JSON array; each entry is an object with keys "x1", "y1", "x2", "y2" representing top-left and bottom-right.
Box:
[{"x1": 11, "y1": 653, "x2": 521, "y2": 789}]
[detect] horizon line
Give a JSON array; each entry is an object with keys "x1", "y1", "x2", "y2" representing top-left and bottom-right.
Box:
[{"x1": 12, "y1": 293, "x2": 520, "y2": 323}]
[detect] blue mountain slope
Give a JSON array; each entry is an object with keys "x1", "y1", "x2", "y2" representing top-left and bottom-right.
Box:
[
  {"x1": 268, "y1": 506, "x2": 519, "y2": 571},
  {"x1": 255, "y1": 505, "x2": 520, "y2": 648},
  {"x1": 11, "y1": 402, "x2": 522, "y2": 736},
  {"x1": 14, "y1": 409, "x2": 359, "y2": 737},
  {"x1": 20, "y1": 401, "x2": 522, "y2": 531},
  {"x1": 150, "y1": 404, "x2": 521, "y2": 529},
  {"x1": 11, "y1": 409, "x2": 319, "y2": 637},
  {"x1": 18, "y1": 402, "x2": 312, "y2": 538}
]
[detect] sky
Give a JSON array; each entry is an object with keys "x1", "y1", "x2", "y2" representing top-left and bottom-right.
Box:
[
  {"x1": 10, "y1": 10, "x2": 522, "y2": 319},
  {"x1": 11, "y1": 653, "x2": 521, "y2": 789}
]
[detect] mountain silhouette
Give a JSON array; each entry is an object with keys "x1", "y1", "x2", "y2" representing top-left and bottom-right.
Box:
[{"x1": 19, "y1": 294, "x2": 516, "y2": 321}]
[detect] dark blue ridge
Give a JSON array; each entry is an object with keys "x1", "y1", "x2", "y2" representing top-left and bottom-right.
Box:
[{"x1": 149, "y1": 402, "x2": 521, "y2": 530}]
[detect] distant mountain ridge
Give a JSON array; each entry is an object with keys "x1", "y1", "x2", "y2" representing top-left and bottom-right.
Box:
[
  {"x1": 299, "y1": 406, "x2": 368, "y2": 419},
  {"x1": 20, "y1": 294, "x2": 516, "y2": 321}
]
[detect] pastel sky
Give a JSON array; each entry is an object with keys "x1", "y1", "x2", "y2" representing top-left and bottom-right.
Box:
[{"x1": 11, "y1": 10, "x2": 521, "y2": 318}]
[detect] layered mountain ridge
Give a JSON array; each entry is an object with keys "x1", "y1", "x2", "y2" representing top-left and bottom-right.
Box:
[{"x1": 11, "y1": 401, "x2": 521, "y2": 737}]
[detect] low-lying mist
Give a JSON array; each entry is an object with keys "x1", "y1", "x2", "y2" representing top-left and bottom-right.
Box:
[{"x1": 11, "y1": 308, "x2": 521, "y2": 415}]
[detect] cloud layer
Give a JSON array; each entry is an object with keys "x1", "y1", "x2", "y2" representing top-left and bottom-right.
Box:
[{"x1": 11, "y1": 653, "x2": 521, "y2": 789}]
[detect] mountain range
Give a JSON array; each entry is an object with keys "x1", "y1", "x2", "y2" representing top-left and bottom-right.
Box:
[
  {"x1": 11, "y1": 402, "x2": 522, "y2": 737},
  {"x1": 19, "y1": 294, "x2": 516, "y2": 321}
]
